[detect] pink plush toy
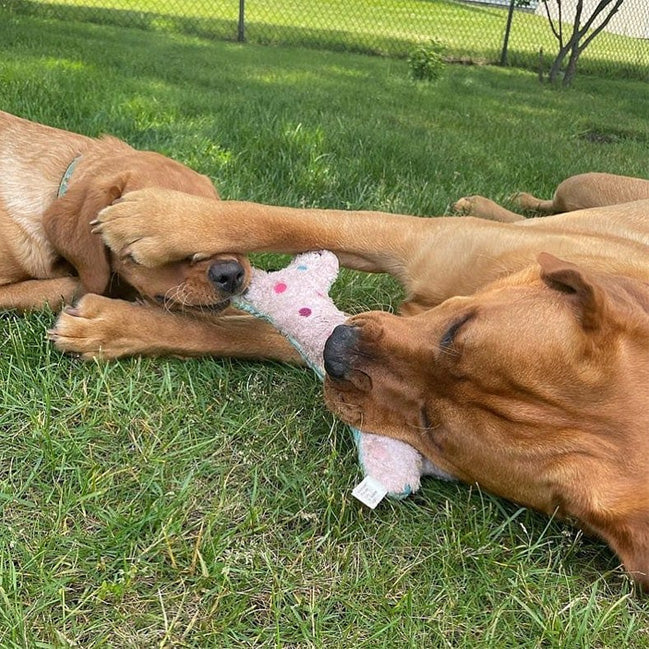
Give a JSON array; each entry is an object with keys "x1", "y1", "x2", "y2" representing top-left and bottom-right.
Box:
[{"x1": 233, "y1": 251, "x2": 450, "y2": 505}]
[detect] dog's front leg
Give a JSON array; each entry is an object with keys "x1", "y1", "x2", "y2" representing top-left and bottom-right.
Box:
[
  {"x1": 49, "y1": 295, "x2": 303, "y2": 362},
  {"x1": 0, "y1": 277, "x2": 81, "y2": 312},
  {"x1": 93, "y1": 188, "x2": 440, "y2": 277},
  {"x1": 93, "y1": 188, "x2": 526, "y2": 307}
]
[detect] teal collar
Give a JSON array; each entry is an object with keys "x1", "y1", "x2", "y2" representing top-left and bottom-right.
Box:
[{"x1": 57, "y1": 155, "x2": 81, "y2": 198}]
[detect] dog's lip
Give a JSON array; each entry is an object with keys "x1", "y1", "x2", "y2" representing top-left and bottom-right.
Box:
[
  {"x1": 329, "y1": 369, "x2": 373, "y2": 394},
  {"x1": 323, "y1": 382, "x2": 364, "y2": 424},
  {"x1": 153, "y1": 295, "x2": 231, "y2": 312}
]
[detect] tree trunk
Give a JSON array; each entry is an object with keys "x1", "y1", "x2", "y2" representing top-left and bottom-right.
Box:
[
  {"x1": 548, "y1": 42, "x2": 571, "y2": 83},
  {"x1": 562, "y1": 42, "x2": 582, "y2": 86},
  {"x1": 499, "y1": 0, "x2": 517, "y2": 66}
]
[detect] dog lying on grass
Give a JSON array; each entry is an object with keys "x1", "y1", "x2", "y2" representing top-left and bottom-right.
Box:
[
  {"x1": 0, "y1": 110, "x2": 297, "y2": 362},
  {"x1": 91, "y1": 173, "x2": 649, "y2": 589}
]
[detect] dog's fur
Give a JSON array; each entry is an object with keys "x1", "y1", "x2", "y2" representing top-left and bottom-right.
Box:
[
  {"x1": 0, "y1": 111, "x2": 297, "y2": 362},
  {"x1": 92, "y1": 174, "x2": 649, "y2": 588}
]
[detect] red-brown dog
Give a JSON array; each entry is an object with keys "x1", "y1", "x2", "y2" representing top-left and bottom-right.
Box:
[
  {"x1": 89, "y1": 178, "x2": 649, "y2": 589},
  {"x1": 1, "y1": 111, "x2": 298, "y2": 361}
]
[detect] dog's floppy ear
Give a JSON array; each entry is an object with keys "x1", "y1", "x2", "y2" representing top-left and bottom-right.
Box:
[
  {"x1": 538, "y1": 253, "x2": 608, "y2": 331},
  {"x1": 592, "y1": 514, "x2": 649, "y2": 593},
  {"x1": 44, "y1": 175, "x2": 126, "y2": 295}
]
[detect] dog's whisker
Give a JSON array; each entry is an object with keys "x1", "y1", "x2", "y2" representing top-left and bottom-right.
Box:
[
  {"x1": 436, "y1": 344, "x2": 460, "y2": 358},
  {"x1": 162, "y1": 284, "x2": 187, "y2": 313}
]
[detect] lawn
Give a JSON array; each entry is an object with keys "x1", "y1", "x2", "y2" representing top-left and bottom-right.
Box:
[
  {"x1": 1, "y1": 12, "x2": 649, "y2": 649},
  {"x1": 10, "y1": 0, "x2": 649, "y2": 76}
]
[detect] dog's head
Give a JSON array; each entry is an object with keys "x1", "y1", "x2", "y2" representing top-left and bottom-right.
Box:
[
  {"x1": 43, "y1": 145, "x2": 250, "y2": 310},
  {"x1": 324, "y1": 253, "x2": 649, "y2": 588}
]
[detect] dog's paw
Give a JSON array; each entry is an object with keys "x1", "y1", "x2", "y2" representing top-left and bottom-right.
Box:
[
  {"x1": 91, "y1": 188, "x2": 207, "y2": 267},
  {"x1": 453, "y1": 195, "x2": 523, "y2": 223},
  {"x1": 452, "y1": 196, "x2": 473, "y2": 215},
  {"x1": 48, "y1": 294, "x2": 144, "y2": 360},
  {"x1": 452, "y1": 195, "x2": 485, "y2": 216}
]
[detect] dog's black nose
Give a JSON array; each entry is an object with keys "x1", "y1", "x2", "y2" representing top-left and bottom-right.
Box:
[
  {"x1": 323, "y1": 324, "x2": 359, "y2": 379},
  {"x1": 208, "y1": 260, "x2": 246, "y2": 295}
]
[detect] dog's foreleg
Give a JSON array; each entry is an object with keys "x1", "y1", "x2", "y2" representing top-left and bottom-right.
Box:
[
  {"x1": 0, "y1": 277, "x2": 80, "y2": 312},
  {"x1": 49, "y1": 295, "x2": 303, "y2": 362}
]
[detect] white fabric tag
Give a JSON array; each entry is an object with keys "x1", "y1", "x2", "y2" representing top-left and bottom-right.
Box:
[{"x1": 352, "y1": 476, "x2": 388, "y2": 509}]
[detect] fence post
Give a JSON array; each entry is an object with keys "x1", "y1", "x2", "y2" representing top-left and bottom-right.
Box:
[
  {"x1": 238, "y1": 0, "x2": 245, "y2": 42},
  {"x1": 499, "y1": 0, "x2": 516, "y2": 65}
]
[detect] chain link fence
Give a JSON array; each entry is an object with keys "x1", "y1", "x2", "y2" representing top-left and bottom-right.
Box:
[{"x1": 6, "y1": 0, "x2": 649, "y2": 79}]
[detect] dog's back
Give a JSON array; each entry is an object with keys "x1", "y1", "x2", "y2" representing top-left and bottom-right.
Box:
[
  {"x1": 0, "y1": 112, "x2": 100, "y2": 281},
  {"x1": 0, "y1": 112, "x2": 218, "y2": 295}
]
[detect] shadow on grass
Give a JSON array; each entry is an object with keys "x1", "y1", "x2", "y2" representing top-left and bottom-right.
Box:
[
  {"x1": 10, "y1": 0, "x2": 238, "y2": 41},
  {"x1": 9, "y1": 0, "x2": 450, "y2": 58},
  {"x1": 507, "y1": 48, "x2": 649, "y2": 82}
]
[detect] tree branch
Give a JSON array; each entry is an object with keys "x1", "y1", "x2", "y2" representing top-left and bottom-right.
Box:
[
  {"x1": 580, "y1": 0, "x2": 625, "y2": 51},
  {"x1": 541, "y1": 0, "x2": 563, "y2": 44},
  {"x1": 567, "y1": 0, "x2": 583, "y2": 44},
  {"x1": 543, "y1": 0, "x2": 628, "y2": 86}
]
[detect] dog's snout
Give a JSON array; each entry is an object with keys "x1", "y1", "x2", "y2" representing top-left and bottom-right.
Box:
[
  {"x1": 324, "y1": 324, "x2": 359, "y2": 379},
  {"x1": 208, "y1": 260, "x2": 245, "y2": 295}
]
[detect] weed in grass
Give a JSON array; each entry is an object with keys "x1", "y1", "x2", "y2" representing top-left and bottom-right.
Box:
[{"x1": 408, "y1": 40, "x2": 446, "y2": 82}]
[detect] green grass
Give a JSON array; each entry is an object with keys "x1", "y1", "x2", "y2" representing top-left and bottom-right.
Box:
[
  {"x1": 8, "y1": 0, "x2": 649, "y2": 78},
  {"x1": 2, "y1": 13, "x2": 649, "y2": 648}
]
